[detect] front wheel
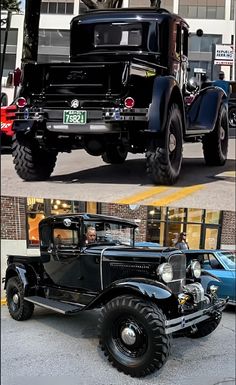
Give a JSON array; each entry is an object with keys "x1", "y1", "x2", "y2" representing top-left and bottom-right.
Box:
[
  {"x1": 102, "y1": 145, "x2": 128, "y2": 164},
  {"x1": 146, "y1": 103, "x2": 183, "y2": 185},
  {"x1": 12, "y1": 134, "x2": 58, "y2": 181},
  {"x1": 202, "y1": 104, "x2": 228, "y2": 166},
  {"x1": 6, "y1": 277, "x2": 34, "y2": 321},
  {"x1": 98, "y1": 295, "x2": 171, "y2": 377}
]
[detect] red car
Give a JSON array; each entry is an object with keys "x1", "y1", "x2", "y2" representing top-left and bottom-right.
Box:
[{"x1": 0, "y1": 105, "x2": 16, "y2": 146}]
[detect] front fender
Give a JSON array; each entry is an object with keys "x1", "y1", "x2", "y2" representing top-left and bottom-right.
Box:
[
  {"x1": 186, "y1": 87, "x2": 227, "y2": 132},
  {"x1": 86, "y1": 277, "x2": 178, "y2": 313},
  {"x1": 200, "y1": 270, "x2": 222, "y2": 292},
  {"x1": 5, "y1": 263, "x2": 30, "y2": 293},
  {"x1": 148, "y1": 76, "x2": 184, "y2": 134}
]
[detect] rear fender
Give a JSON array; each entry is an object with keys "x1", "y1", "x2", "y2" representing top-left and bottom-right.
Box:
[
  {"x1": 5, "y1": 263, "x2": 33, "y2": 294},
  {"x1": 85, "y1": 278, "x2": 178, "y2": 314},
  {"x1": 186, "y1": 87, "x2": 226, "y2": 132},
  {"x1": 148, "y1": 76, "x2": 185, "y2": 134}
]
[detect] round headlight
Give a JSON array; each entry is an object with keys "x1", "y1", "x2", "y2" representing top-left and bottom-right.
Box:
[
  {"x1": 157, "y1": 263, "x2": 173, "y2": 283},
  {"x1": 191, "y1": 260, "x2": 201, "y2": 278}
]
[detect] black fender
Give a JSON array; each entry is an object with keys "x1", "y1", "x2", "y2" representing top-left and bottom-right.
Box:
[
  {"x1": 186, "y1": 86, "x2": 227, "y2": 133},
  {"x1": 85, "y1": 277, "x2": 178, "y2": 314},
  {"x1": 4, "y1": 263, "x2": 36, "y2": 295},
  {"x1": 148, "y1": 75, "x2": 185, "y2": 134},
  {"x1": 200, "y1": 270, "x2": 222, "y2": 292}
]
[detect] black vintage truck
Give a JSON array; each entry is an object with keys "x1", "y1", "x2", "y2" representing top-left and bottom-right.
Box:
[
  {"x1": 12, "y1": 7, "x2": 228, "y2": 185},
  {"x1": 4, "y1": 213, "x2": 227, "y2": 377}
]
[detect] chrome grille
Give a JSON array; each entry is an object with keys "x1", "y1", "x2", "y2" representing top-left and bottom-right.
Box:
[{"x1": 167, "y1": 253, "x2": 186, "y2": 294}]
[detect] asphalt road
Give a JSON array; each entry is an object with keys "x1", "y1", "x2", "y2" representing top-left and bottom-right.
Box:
[
  {"x1": 1, "y1": 304, "x2": 235, "y2": 385},
  {"x1": 1, "y1": 139, "x2": 235, "y2": 211}
]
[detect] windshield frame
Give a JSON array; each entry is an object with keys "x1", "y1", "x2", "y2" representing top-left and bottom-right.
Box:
[{"x1": 217, "y1": 250, "x2": 236, "y2": 270}]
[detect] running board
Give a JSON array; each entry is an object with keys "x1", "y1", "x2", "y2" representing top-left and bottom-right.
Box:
[{"x1": 25, "y1": 296, "x2": 84, "y2": 314}]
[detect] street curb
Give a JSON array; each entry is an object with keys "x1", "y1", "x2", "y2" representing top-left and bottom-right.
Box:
[{"x1": 1, "y1": 298, "x2": 7, "y2": 305}]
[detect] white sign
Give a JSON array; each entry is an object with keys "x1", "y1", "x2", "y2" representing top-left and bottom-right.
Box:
[{"x1": 214, "y1": 44, "x2": 234, "y2": 66}]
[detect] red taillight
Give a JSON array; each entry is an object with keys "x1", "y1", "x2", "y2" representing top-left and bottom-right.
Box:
[
  {"x1": 124, "y1": 97, "x2": 135, "y2": 109},
  {"x1": 16, "y1": 97, "x2": 27, "y2": 108}
]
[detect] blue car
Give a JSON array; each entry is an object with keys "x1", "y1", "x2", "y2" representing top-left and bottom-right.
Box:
[{"x1": 185, "y1": 249, "x2": 236, "y2": 305}]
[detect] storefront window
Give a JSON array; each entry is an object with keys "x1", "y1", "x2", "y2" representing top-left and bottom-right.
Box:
[
  {"x1": 204, "y1": 228, "x2": 219, "y2": 249},
  {"x1": 187, "y1": 208, "x2": 203, "y2": 223},
  {"x1": 27, "y1": 198, "x2": 45, "y2": 246},
  {"x1": 186, "y1": 223, "x2": 201, "y2": 249},
  {"x1": 167, "y1": 208, "x2": 186, "y2": 222},
  {"x1": 205, "y1": 210, "x2": 220, "y2": 224},
  {"x1": 51, "y1": 199, "x2": 73, "y2": 215},
  {"x1": 166, "y1": 222, "x2": 184, "y2": 247}
]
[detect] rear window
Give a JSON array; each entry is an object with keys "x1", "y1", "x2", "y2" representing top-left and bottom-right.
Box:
[{"x1": 94, "y1": 22, "x2": 142, "y2": 47}]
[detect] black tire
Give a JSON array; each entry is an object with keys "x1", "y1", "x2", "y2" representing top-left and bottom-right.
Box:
[
  {"x1": 102, "y1": 145, "x2": 128, "y2": 164},
  {"x1": 98, "y1": 295, "x2": 171, "y2": 377},
  {"x1": 185, "y1": 313, "x2": 222, "y2": 339},
  {"x1": 202, "y1": 104, "x2": 228, "y2": 166},
  {"x1": 228, "y1": 107, "x2": 236, "y2": 128},
  {"x1": 146, "y1": 103, "x2": 183, "y2": 185},
  {"x1": 6, "y1": 277, "x2": 34, "y2": 321},
  {"x1": 12, "y1": 134, "x2": 58, "y2": 181}
]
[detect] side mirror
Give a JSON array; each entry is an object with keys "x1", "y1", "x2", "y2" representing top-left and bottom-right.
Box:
[{"x1": 196, "y1": 29, "x2": 203, "y2": 37}]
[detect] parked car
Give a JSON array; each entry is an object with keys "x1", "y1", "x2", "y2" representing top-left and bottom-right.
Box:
[
  {"x1": 3, "y1": 213, "x2": 227, "y2": 377},
  {"x1": 11, "y1": 8, "x2": 228, "y2": 184},
  {"x1": 185, "y1": 249, "x2": 235, "y2": 305},
  {"x1": 134, "y1": 241, "x2": 160, "y2": 247}
]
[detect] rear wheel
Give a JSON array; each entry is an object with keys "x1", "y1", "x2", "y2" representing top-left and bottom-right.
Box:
[
  {"x1": 6, "y1": 277, "x2": 34, "y2": 321},
  {"x1": 98, "y1": 295, "x2": 171, "y2": 377},
  {"x1": 102, "y1": 145, "x2": 128, "y2": 164},
  {"x1": 202, "y1": 104, "x2": 228, "y2": 166},
  {"x1": 12, "y1": 134, "x2": 58, "y2": 181},
  {"x1": 229, "y1": 106, "x2": 236, "y2": 128},
  {"x1": 146, "y1": 103, "x2": 183, "y2": 185}
]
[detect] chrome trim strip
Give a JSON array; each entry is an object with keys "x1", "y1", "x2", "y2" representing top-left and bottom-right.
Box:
[{"x1": 100, "y1": 247, "x2": 112, "y2": 291}]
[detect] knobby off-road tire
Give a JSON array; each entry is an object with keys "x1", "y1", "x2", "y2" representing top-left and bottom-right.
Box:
[
  {"x1": 185, "y1": 312, "x2": 222, "y2": 339},
  {"x1": 202, "y1": 104, "x2": 228, "y2": 166},
  {"x1": 98, "y1": 295, "x2": 171, "y2": 377},
  {"x1": 146, "y1": 103, "x2": 183, "y2": 185},
  {"x1": 12, "y1": 134, "x2": 58, "y2": 181},
  {"x1": 6, "y1": 277, "x2": 34, "y2": 321},
  {"x1": 102, "y1": 146, "x2": 128, "y2": 164}
]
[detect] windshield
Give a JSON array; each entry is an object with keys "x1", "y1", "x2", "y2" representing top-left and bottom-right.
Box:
[
  {"x1": 218, "y1": 251, "x2": 236, "y2": 270},
  {"x1": 84, "y1": 220, "x2": 135, "y2": 246}
]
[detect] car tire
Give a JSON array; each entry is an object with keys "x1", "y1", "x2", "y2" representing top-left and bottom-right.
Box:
[
  {"x1": 228, "y1": 106, "x2": 236, "y2": 128},
  {"x1": 185, "y1": 313, "x2": 222, "y2": 339},
  {"x1": 12, "y1": 133, "x2": 58, "y2": 181},
  {"x1": 6, "y1": 277, "x2": 34, "y2": 321},
  {"x1": 202, "y1": 103, "x2": 228, "y2": 166},
  {"x1": 98, "y1": 295, "x2": 171, "y2": 377},
  {"x1": 146, "y1": 103, "x2": 183, "y2": 185},
  {"x1": 102, "y1": 145, "x2": 128, "y2": 164}
]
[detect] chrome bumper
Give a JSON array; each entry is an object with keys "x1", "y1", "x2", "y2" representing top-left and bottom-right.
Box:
[{"x1": 165, "y1": 298, "x2": 227, "y2": 334}]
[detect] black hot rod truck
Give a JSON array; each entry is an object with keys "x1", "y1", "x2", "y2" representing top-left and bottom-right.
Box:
[
  {"x1": 12, "y1": 7, "x2": 228, "y2": 185},
  {"x1": 4, "y1": 214, "x2": 227, "y2": 377}
]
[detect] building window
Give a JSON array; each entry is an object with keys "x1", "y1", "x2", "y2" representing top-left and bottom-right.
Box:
[
  {"x1": 189, "y1": 34, "x2": 222, "y2": 53},
  {"x1": 41, "y1": 2, "x2": 74, "y2": 14},
  {"x1": 128, "y1": 0, "x2": 173, "y2": 11},
  {"x1": 27, "y1": 198, "x2": 45, "y2": 247},
  {"x1": 178, "y1": 0, "x2": 225, "y2": 19}
]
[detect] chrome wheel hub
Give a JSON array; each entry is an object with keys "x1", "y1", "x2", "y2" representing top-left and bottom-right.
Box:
[
  {"x1": 169, "y1": 133, "x2": 176, "y2": 152},
  {"x1": 12, "y1": 293, "x2": 19, "y2": 304},
  {"x1": 220, "y1": 126, "x2": 225, "y2": 140},
  {"x1": 121, "y1": 326, "x2": 136, "y2": 345}
]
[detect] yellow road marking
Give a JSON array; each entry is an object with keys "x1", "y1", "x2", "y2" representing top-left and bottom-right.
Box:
[
  {"x1": 1, "y1": 298, "x2": 6, "y2": 306},
  {"x1": 217, "y1": 171, "x2": 236, "y2": 177},
  {"x1": 150, "y1": 184, "x2": 204, "y2": 206},
  {"x1": 115, "y1": 186, "x2": 169, "y2": 205}
]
